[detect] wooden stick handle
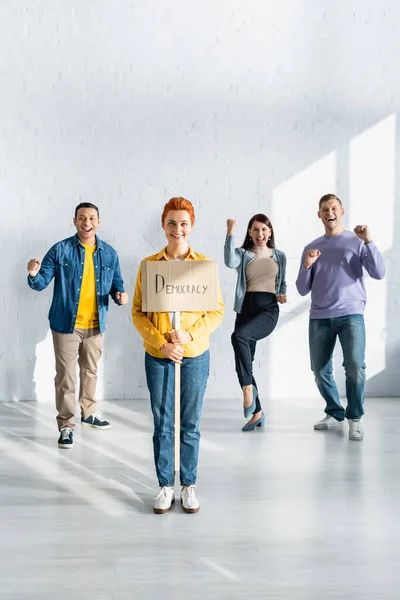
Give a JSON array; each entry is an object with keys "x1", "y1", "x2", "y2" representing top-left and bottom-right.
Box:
[{"x1": 174, "y1": 311, "x2": 181, "y2": 473}]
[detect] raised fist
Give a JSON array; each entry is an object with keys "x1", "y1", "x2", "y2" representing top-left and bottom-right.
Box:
[
  {"x1": 226, "y1": 218, "x2": 237, "y2": 235},
  {"x1": 354, "y1": 225, "x2": 372, "y2": 244},
  {"x1": 27, "y1": 259, "x2": 41, "y2": 278},
  {"x1": 303, "y1": 249, "x2": 321, "y2": 270}
]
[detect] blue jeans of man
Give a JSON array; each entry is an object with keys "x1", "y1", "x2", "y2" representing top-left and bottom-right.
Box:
[
  {"x1": 145, "y1": 350, "x2": 210, "y2": 487},
  {"x1": 309, "y1": 314, "x2": 366, "y2": 421}
]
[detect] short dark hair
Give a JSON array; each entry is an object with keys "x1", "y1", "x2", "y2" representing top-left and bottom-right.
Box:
[
  {"x1": 74, "y1": 202, "x2": 100, "y2": 218},
  {"x1": 318, "y1": 194, "x2": 342, "y2": 209},
  {"x1": 241, "y1": 213, "x2": 275, "y2": 250}
]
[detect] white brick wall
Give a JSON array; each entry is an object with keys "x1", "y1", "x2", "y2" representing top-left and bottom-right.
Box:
[{"x1": 1, "y1": 1, "x2": 399, "y2": 401}]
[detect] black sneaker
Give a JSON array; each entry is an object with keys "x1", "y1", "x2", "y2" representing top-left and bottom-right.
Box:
[
  {"x1": 81, "y1": 411, "x2": 111, "y2": 430},
  {"x1": 58, "y1": 427, "x2": 74, "y2": 449}
]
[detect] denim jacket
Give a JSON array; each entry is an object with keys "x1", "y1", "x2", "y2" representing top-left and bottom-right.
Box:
[
  {"x1": 224, "y1": 235, "x2": 287, "y2": 313},
  {"x1": 27, "y1": 234, "x2": 125, "y2": 334}
]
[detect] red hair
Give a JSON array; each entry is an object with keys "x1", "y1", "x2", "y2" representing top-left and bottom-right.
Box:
[{"x1": 161, "y1": 197, "x2": 195, "y2": 225}]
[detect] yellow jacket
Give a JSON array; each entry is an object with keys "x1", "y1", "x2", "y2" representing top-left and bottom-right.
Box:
[{"x1": 132, "y1": 247, "x2": 224, "y2": 358}]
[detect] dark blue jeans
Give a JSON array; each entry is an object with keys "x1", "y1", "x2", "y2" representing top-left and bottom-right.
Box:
[
  {"x1": 145, "y1": 350, "x2": 210, "y2": 487},
  {"x1": 309, "y1": 314, "x2": 366, "y2": 421}
]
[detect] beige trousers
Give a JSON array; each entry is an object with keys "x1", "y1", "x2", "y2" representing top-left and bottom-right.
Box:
[{"x1": 52, "y1": 328, "x2": 104, "y2": 430}]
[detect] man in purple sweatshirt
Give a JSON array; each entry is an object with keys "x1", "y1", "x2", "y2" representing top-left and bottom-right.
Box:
[{"x1": 296, "y1": 194, "x2": 385, "y2": 441}]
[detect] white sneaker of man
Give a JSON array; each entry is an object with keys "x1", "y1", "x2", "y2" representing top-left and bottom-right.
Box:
[
  {"x1": 153, "y1": 486, "x2": 175, "y2": 514},
  {"x1": 314, "y1": 415, "x2": 343, "y2": 430},
  {"x1": 348, "y1": 418, "x2": 364, "y2": 441},
  {"x1": 181, "y1": 485, "x2": 200, "y2": 514}
]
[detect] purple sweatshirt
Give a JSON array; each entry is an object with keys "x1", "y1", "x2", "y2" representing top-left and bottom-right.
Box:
[{"x1": 296, "y1": 231, "x2": 385, "y2": 319}]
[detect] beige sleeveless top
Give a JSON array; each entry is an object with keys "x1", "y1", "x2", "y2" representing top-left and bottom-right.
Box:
[{"x1": 245, "y1": 246, "x2": 278, "y2": 293}]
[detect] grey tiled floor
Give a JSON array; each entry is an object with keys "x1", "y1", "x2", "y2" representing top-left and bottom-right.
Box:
[{"x1": 1, "y1": 396, "x2": 400, "y2": 600}]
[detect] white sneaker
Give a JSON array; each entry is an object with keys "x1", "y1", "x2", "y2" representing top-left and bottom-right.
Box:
[
  {"x1": 153, "y1": 486, "x2": 175, "y2": 514},
  {"x1": 349, "y1": 419, "x2": 364, "y2": 441},
  {"x1": 181, "y1": 485, "x2": 200, "y2": 514},
  {"x1": 314, "y1": 415, "x2": 343, "y2": 430}
]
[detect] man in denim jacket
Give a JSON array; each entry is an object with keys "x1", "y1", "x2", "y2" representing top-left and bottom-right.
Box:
[{"x1": 27, "y1": 203, "x2": 128, "y2": 449}]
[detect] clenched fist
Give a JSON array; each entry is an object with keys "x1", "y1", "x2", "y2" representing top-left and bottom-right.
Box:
[
  {"x1": 303, "y1": 249, "x2": 321, "y2": 270},
  {"x1": 354, "y1": 225, "x2": 372, "y2": 244},
  {"x1": 160, "y1": 342, "x2": 185, "y2": 364},
  {"x1": 27, "y1": 259, "x2": 41, "y2": 278},
  {"x1": 226, "y1": 218, "x2": 237, "y2": 235},
  {"x1": 115, "y1": 292, "x2": 128, "y2": 305}
]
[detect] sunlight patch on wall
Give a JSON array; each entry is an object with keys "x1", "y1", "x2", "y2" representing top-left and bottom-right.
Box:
[
  {"x1": 270, "y1": 152, "x2": 337, "y2": 400},
  {"x1": 348, "y1": 115, "x2": 395, "y2": 252},
  {"x1": 34, "y1": 330, "x2": 54, "y2": 403},
  {"x1": 34, "y1": 330, "x2": 105, "y2": 403},
  {"x1": 349, "y1": 115, "x2": 395, "y2": 379},
  {"x1": 272, "y1": 151, "x2": 337, "y2": 268}
]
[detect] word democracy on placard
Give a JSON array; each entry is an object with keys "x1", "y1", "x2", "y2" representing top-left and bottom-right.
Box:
[{"x1": 155, "y1": 274, "x2": 208, "y2": 295}]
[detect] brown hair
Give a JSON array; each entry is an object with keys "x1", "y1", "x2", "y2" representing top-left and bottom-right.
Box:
[
  {"x1": 319, "y1": 193, "x2": 342, "y2": 209},
  {"x1": 242, "y1": 214, "x2": 275, "y2": 250},
  {"x1": 161, "y1": 197, "x2": 195, "y2": 225}
]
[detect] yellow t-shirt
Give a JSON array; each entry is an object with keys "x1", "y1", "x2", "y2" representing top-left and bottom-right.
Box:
[{"x1": 75, "y1": 244, "x2": 99, "y2": 329}]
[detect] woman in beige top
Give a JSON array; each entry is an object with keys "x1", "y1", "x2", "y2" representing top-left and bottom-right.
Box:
[{"x1": 224, "y1": 214, "x2": 287, "y2": 430}]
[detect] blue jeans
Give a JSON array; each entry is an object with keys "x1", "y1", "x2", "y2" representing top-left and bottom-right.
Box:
[
  {"x1": 309, "y1": 314, "x2": 366, "y2": 421},
  {"x1": 145, "y1": 350, "x2": 210, "y2": 487}
]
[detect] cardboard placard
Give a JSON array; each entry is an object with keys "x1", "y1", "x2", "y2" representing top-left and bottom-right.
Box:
[{"x1": 142, "y1": 260, "x2": 218, "y2": 313}]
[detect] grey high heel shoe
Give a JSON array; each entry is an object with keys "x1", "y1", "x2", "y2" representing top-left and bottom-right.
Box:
[
  {"x1": 243, "y1": 384, "x2": 258, "y2": 418},
  {"x1": 242, "y1": 412, "x2": 266, "y2": 432}
]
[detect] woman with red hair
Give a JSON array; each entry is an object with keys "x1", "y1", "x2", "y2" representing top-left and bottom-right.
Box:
[
  {"x1": 132, "y1": 197, "x2": 224, "y2": 514},
  {"x1": 224, "y1": 214, "x2": 287, "y2": 431}
]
